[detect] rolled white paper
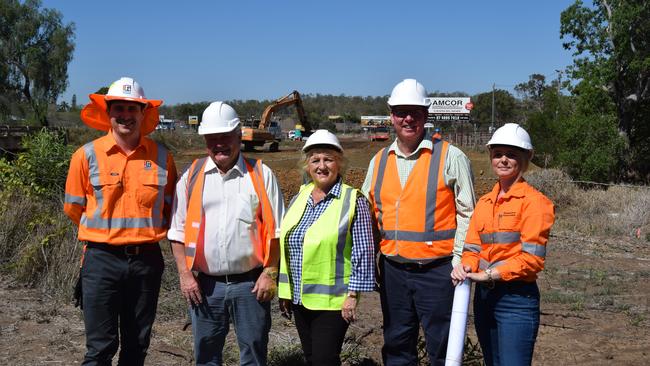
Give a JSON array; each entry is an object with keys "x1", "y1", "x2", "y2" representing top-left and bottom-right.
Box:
[{"x1": 445, "y1": 279, "x2": 471, "y2": 366}]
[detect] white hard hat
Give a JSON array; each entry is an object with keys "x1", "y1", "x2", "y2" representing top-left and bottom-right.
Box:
[
  {"x1": 486, "y1": 123, "x2": 533, "y2": 151},
  {"x1": 198, "y1": 101, "x2": 241, "y2": 135},
  {"x1": 302, "y1": 129, "x2": 343, "y2": 152},
  {"x1": 387, "y1": 78, "x2": 431, "y2": 107},
  {"x1": 105, "y1": 77, "x2": 148, "y2": 104}
]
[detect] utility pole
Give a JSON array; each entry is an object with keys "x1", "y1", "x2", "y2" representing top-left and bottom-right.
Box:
[
  {"x1": 555, "y1": 70, "x2": 562, "y2": 120},
  {"x1": 491, "y1": 83, "x2": 495, "y2": 132}
]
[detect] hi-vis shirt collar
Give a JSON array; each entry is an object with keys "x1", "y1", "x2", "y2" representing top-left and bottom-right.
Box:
[
  {"x1": 96, "y1": 131, "x2": 148, "y2": 154},
  {"x1": 485, "y1": 177, "x2": 528, "y2": 203},
  {"x1": 388, "y1": 137, "x2": 433, "y2": 158},
  {"x1": 204, "y1": 153, "x2": 246, "y2": 177}
]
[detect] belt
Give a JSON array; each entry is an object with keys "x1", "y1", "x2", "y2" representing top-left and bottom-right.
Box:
[
  {"x1": 384, "y1": 255, "x2": 451, "y2": 271},
  {"x1": 201, "y1": 267, "x2": 263, "y2": 284},
  {"x1": 86, "y1": 241, "x2": 159, "y2": 256}
]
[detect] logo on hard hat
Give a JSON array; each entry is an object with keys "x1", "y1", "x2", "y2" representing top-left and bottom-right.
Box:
[
  {"x1": 123, "y1": 84, "x2": 132, "y2": 94},
  {"x1": 144, "y1": 161, "x2": 152, "y2": 170}
]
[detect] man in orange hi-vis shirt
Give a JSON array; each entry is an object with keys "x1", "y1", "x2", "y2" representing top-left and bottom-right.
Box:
[{"x1": 64, "y1": 77, "x2": 177, "y2": 366}]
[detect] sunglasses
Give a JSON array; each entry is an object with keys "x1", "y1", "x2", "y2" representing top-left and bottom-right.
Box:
[{"x1": 391, "y1": 108, "x2": 427, "y2": 119}]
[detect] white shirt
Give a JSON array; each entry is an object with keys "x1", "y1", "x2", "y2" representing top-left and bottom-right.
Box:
[
  {"x1": 361, "y1": 138, "x2": 476, "y2": 266},
  {"x1": 168, "y1": 154, "x2": 285, "y2": 275}
]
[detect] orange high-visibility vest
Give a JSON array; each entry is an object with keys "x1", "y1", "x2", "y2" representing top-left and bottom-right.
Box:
[
  {"x1": 369, "y1": 139, "x2": 457, "y2": 262},
  {"x1": 63, "y1": 134, "x2": 176, "y2": 245},
  {"x1": 461, "y1": 179, "x2": 555, "y2": 282},
  {"x1": 182, "y1": 157, "x2": 277, "y2": 271}
]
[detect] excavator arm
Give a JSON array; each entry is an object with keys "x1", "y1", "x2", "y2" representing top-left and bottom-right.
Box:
[{"x1": 259, "y1": 90, "x2": 309, "y2": 131}]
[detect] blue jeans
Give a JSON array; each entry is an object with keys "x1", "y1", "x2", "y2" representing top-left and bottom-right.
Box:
[
  {"x1": 473, "y1": 281, "x2": 540, "y2": 366},
  {"x1": 191, "y1": 273, "x2": 271, "y2": 366},
  {"x1": 379, "y1": 256, "x2": 454, "y2": 366}
]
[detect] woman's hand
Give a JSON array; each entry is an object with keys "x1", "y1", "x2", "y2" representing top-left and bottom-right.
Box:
[
  {"x1": 451, "y1": 264, "x2": 471, "y2": 286},
  {"x1": 467, "y1": 268, "x2": 500, "y2": 283},
  {"x1": 341, "y1": 294, "x2": 358, "y2": 323},
  {"x1": 279, "y1": 298, "x2": 293, "y2": 320}
]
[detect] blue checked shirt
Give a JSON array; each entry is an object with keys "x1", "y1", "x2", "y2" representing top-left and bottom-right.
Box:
[{"x1": 286, "y1": 179, "x2": 375, "y2": 305}]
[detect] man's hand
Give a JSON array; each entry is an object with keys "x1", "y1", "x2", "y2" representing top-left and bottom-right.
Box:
[
  {"x1": 451, "y1": 264, "x2": 471, "y2": 286},
  {"x1": 252, "y1": 268, "x2": 277, "y2": 302},
  {"x1": 179, "y1": 270, "x2": 202, "y2": 305}
]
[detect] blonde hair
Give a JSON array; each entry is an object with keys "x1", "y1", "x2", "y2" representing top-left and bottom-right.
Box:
[{"x1": 299, "y1": 147, "x2": 348, "y2": 183}]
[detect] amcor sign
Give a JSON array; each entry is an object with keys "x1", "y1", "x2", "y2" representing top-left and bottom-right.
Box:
[{"x1": 425, "y1": 97, "x2": 472, "y2": 114}]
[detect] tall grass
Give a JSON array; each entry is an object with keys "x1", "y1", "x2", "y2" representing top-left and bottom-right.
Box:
[{"x1": 526, "y1": 169, "x2": 650, "y2": 240}]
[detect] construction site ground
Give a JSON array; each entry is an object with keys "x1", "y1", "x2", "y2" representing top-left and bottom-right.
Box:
[{"x1": 1, "y1": 137, "x2": 648, "y2": 365}]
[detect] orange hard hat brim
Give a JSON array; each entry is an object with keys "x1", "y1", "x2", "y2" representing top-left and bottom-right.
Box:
[{"x1": 80, "y1": 94, "x2": 163, "y2": 135}]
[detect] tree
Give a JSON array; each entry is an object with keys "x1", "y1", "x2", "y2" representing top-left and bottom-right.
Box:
[
  {"x1": 515, "y1": 74, "x2": 550, "y2": 112},
  {"x1": 470, "y1": 89, "x2": 518, "y2": 127},
  {"x1": 0, "y1": 0, "x2": 75, "y2": 127},
  {"x1": 560, "y1": 0, "x2": 650, "y2": 181}
]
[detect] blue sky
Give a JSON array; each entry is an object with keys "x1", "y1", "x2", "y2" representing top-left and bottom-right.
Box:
[{"x1": 43, "y1": 0, "x2": 576, "y2": 106}]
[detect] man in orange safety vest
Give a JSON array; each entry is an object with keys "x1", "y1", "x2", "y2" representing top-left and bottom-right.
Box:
[
  {"x1": 362, "y1": 79, "x2": 476, "y2": 365},
  {"x1": 64, "y1": 77, "x2": 177, "y2": 366}
]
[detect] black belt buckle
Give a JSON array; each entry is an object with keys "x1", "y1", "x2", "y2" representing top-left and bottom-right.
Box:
[{"x1": 124, "y1": 245, "x2": 141, "y2": 256}]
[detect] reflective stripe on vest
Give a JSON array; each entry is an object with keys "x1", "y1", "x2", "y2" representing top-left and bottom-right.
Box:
[
  {"x1": 183, "y1": 157, "x2": 208, "y2": 270},
  {"x1": 477, "y1": 230, "x2": 547, "y2": 269},
  {"x1": 79, "y1": 141, "x2": 169, "y2": 229},
  {"x1": 371, "y1": 139, "x2": 456, "y2": 261},
  {"x1": 278, "y1": 183, "x2": 356, "y2": 310}
]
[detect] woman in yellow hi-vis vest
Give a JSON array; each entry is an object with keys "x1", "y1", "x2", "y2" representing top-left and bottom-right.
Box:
[{"x1": 278, "y1": 130, "x2": 375, "y2": 366}]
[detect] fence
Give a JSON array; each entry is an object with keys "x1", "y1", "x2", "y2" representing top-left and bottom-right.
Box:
[{"x1": 444, "y1": 130, "x2": 492, "y2": 150}]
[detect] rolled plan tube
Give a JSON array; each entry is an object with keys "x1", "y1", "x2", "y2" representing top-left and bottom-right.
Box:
[{"x1": 445, "y1": 279, "x2": 471, "y2": 366}]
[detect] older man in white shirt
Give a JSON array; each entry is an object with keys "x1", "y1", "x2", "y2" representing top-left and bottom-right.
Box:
[{"x1": 168, "y1": 101, "x2": 284, "y2": 366}]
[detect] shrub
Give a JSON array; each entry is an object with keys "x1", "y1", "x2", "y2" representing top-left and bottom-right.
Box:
[
  {"x1": 0, "y1": 129, "x2": 73, "y2": 198},
  {"x1": 554, "y1": 113, "x2": 625, "y2": 183},
  {"x1": 0, "y1": 129, "x2": 79, "y2": 296},
  {"x1": 0, "y1": 191, "x2": 80, "y2": 294}
]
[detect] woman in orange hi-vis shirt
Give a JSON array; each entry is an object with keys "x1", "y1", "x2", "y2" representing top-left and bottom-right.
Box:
[{"x1": 451, "y1": 123, "x2": 554, "y2": 366}]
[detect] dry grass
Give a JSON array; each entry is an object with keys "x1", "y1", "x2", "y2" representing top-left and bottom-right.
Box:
[
  {"x1": 0, "y1": 191, "x2": 81, "y2": 298},
  {"x1": 526, "y1": 169, "x2": 650, "y2": 240}
]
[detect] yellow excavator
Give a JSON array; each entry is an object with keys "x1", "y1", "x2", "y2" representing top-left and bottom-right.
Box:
[{"x1": 241, "y1": 90, "x2": 310, "y2": 151}]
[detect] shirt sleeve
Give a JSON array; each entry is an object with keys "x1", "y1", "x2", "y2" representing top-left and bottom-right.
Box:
[
  {"x1": 360, "y1": 156, "x2": 376, "y2": 198},
  {"x1": 63, "y1": 148, "x2": 88, "y2": 225},
  {"x1": 167, "y1": 168, "x2": 190, "y2": 243},
  {"x1": 444, "y1": 145, "x2": 477, "y2": 266},
  {"x1": 497, "y1": 194, "x2": 555, "y2": 281},
  {"x1": 460, "y1": 203, "x2": 483, "y2": 273},
  {"x1": 348, "y1": 194, "x2": 376, "y2": 292},
  {"x1": 263, "y1": 164, "x2": 285, "y2": 238}
]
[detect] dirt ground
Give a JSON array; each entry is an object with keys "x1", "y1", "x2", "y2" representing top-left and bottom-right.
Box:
[{"x1": 1, "y1": 137, "x2": 648, "y2": 365}]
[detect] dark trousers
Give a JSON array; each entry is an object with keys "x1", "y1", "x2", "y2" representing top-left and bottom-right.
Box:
[
  {"x1": 379, "y1": 256, "x2": 454, "y2": 366},
  {"x1": 474, "y1": 281, "x2": 540, "y2": 366},
  {"x1": 292, "y1": 304, "x2": 350, "y2": 366},
  {"x1": 80, "y1": 243, "x2": 164, "y2": 366}
]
